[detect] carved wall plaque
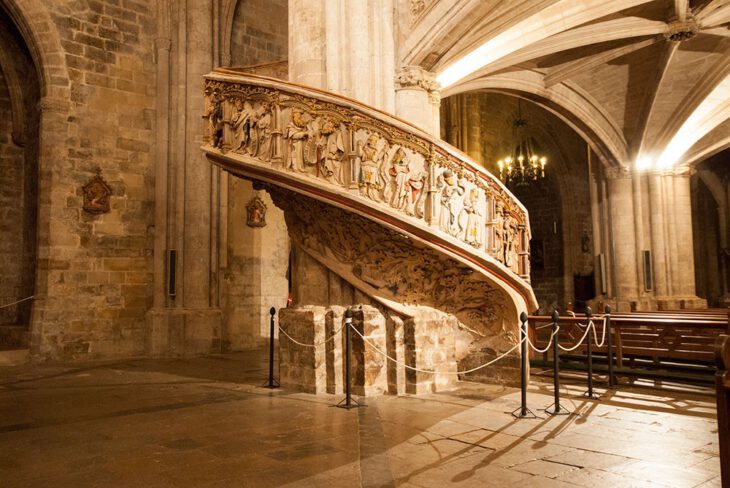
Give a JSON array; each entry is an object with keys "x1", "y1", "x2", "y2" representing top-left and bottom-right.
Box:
[
  {"x1": 82, "y1": 169, "x2": 112, "y2": 215},
  {"x1": 246, "y1": 194, "x2": 267, "y2": 228}
]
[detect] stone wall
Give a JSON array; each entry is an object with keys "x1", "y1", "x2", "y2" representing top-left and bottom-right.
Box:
[
  {"x1": 223, "y1": 180, "x2": 289, "y2": 350},
  {"x1": 0, "y1": 66, "x2": 26, "y2": 326},
  {"x1": 25, "y1": 0, "x2": 157, "y2": 359},
  {"x1": 229, "y1": 0, "x2": 288, "y2": 67}
]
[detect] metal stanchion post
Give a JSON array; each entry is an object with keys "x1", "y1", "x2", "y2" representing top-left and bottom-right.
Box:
[
  {"x1": 337, "y1": 309, "x2": 361, "y2": 409},
  {"x1": 583, "y1": 306, "x2": 599, "y2": 399},
  {"x1": 512, "y1": 312, "x2": 536, "y2": 418},
  {"x1": 605, "y1": 305, "x2": 616, "y2": 388},
  {"x1": 263, "y1": 307, "x2": 280, "y2": 388},
  {"x1": 545, "y1": 310, "x2": 571, "y2": 415}
]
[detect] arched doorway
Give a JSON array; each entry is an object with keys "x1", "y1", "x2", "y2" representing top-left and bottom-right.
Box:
[
  {"x1": 441, "y1": 92, "x2": 597, "y2": 313},
  {"x1": 0, "y1": 3, "x2": 40, "y2": 350}
]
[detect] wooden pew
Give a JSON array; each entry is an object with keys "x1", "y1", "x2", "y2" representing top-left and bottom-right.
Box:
[
  {"x1": 529, "y1": 310, "x2": 729, "y2": 383},
  {"x1": 714, "y1": 335, "x2": 730, "y2": 486}
]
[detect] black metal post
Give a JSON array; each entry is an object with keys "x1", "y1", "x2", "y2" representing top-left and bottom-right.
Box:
[
  {"x1": 264, "y1": 307, "x2": 280, "y2": 388},
  {"x1": 512, "y1": 312, "x2": 536, "y2": 418},
  {"x1": 605, "y1": 305, "x2": 616, "y2": 388},
  {"x1": 337, "y1": 309, "x2": 360, "y2": 409},
  {"x1": 584, "y1": 306, "x2": 599, "y2": 398},
  {"x1": 545, "y1": 310, "x2": 571, "y2": 415}
]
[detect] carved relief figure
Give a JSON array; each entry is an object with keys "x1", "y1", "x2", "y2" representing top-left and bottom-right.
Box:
[
  {"x1": 204, "y1": 88, "x2": 224, "y2": 148},
  {"x1": 286, "y1": 110, "x2": 310, "y2": 171},
  {"x1": 255, "y1": 103, "x2": 273, "y2": 161},
  {"x1": 82, "y1": 169, "x2": 112, "y2": 215},
  {"x1": 388, "y1": 147, "x2": 410, "y2": 209},
  {"x1": 460, "y1": 188, "x2": 482, "y2": 247},
  {"x1": 358, "y1": 133, "x2": 387, "y2": 200},
  {"x1": 230, "y1": 99, "x2": 251, "y2": 153},
  {"x1": 406, "y1": 169, "x2": 427, "y2": 217},
  {"x1": 316, "y1": 118, "x2": 345, "y2": 183},
  {"x1": 437, "y1": 169, "x2": 465, "y2": 236}
]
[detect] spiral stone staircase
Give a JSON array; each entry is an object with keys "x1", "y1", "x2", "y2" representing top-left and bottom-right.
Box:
[{"x1": 202, "y1": 70, "x2": 537, "y2": 394}]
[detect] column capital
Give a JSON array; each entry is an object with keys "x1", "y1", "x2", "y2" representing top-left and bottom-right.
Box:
[
  {"x1": 604, "y1": 165, "x2": 632, "y2": 180},
  {"x1": 395, "y1": 66, "x2": 440, "y2": 93}
]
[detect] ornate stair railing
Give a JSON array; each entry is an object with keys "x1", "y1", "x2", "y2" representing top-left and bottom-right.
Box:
[{"x1": 202, "y1": 70, "x2": 537, "y2": 313}]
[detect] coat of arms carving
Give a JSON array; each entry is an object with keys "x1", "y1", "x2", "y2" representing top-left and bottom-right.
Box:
[
  {"x1": 82, "y1": 169, "x2": 112, "y2": 215},
  {"x1": 246, "y1": 195, "x2": 267, "y2": 228}
]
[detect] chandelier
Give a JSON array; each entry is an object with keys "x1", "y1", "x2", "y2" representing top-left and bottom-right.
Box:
[{"x1": 496, "y1": 99, "x2": 547, "y2": 187}]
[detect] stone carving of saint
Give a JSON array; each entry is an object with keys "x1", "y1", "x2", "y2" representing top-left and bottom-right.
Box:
[
  {"x1": 204, "y1": 88, "x2": 224, "y2": 148},
  {"x1": 286, "y1": 110, "x2": 310, "y2": 171},
  {"x1": 388, "y1": 147, "x2": 410, "y2": 210},
  {"x1": 230, "y1": 99, "x2": 251, "y2": 153},
  {"x1": 406, "y1": 169, "x2": 426, "y2": 217},
  {"x1": 460, "y1": 188, "x2": 482, "y2": 247},
  {"x1": 255, "y1": 103, "x2": 273, "y2": 161},
  {"x1": 493, "y1": 203, "x2": 505, "y2": 261},
  {"x1": 358, "y1": 134, "x2": 386, "y2": 200},
  {"x1": 316, "y1": 118, "x2": 345, "y2": 183},
  {"x1": 437, "y1": 169, "x2": 465, "y2": 236}
]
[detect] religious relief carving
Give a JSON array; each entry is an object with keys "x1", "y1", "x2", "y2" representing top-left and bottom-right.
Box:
[
  {"x1": 82, "y1": 169, "x2": 112, "y2": 215},
  {"x1": 246, "y1": 194, "x2": 267, "y2": 228},
  {"x1": 268, "y1": 186, "x2": 509, "y2": 339},
  {"x1": 201, "y1": 77, "x2": 530, "y2": 281},
  {"x1": 409, "y1": 0, "x2": 430, "y2": 25}
]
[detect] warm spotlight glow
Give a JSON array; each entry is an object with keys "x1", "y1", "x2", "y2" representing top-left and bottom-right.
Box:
[
  {"x1": 635, "y1": 156, "x2": 654, "y2": 171},
  {"x1": 656, "y1": 74, "x2": 730, "y2": 169}
]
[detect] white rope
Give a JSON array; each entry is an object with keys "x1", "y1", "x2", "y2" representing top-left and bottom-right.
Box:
[
  {"x1": 527, "y1": 326, "x2": 559, "y2": 353},
  {"x1": 0, "y1": 296, "x2": 34, "y2": 310},
  {"x1": 349, "y1": 324, "x2": 526, "y2": 375},
  {"x1": 557, "y1": 321, "x2": 594, "y2": 352},
  {"x1": 593, "y1": 316, "x2": 608, "y2": 347},
  {"x1": 277, "y1": 322, "x2": 347, "y2": 348}
]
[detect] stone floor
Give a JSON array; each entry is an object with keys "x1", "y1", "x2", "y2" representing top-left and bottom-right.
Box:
[{"x1": 0, "y1": 350, "x2": 722, "y2": 487}]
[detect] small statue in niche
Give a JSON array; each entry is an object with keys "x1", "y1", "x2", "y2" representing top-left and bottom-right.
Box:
[
  {"x1": 230, "y1": 99, "x2": 251, "y2": 153},
  {"x1": 437, "y1": 169, "x2": 465, "y2": 236},
  {"x1": 358, "y1": 133, "x2": 387, "y2": 201},
  {"x1": 255, "y1": 103, "x2": 273, "y2": 161},
  {"x1": 246, "y1": 194, "x2": 267, "y2": 228},
  {"x1": 286, "y1": 110, "x2": 310, "y2": 172},
  {"x1": 204, "y1": 87, "x2": 224, "y2": 148},
  {"x1": 405, "y1": 168, "x2": 427, "y2": 217},
  {"x1": 388, "y1": 147, "x2": 411, "y2": 209},
  {"x1": 82, "y1": 168, "x2": 112, "y2": 215},
  {"x1": 460, "y1": 188, "x2": 482, "y2": 247},
  {"x1": 316, "y1": 117, "x2": 345, "y2": 183}
]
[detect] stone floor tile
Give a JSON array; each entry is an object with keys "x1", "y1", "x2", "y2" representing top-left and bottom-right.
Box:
[
  {"x1": 509, "y1": 458, "x2": 580, "y2": 478},
  {"x1": 606, "y1": 460, "x2": 714, "y2": 488}
]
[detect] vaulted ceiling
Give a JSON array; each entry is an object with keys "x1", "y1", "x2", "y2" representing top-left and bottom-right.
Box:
[{"x1": 404, "y1": 0, "x2": 730, "y2": 170}]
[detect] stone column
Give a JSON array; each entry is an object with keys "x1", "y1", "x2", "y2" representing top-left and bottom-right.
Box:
[
  {"x1": 631, "y1": 172, "x2": 647, "y2": 303},
  {"x1": 648, "y1": 172, "x2": 669, "y2": 299},
  {"x1": 395, "y1": 66, "x2": 441, "y2": 135},
  {"x1": 289, "y1": 0, "x2": 326, "y2": 89},
  {"x1": 672, "y1": 172, "x2": 700, "y2": 300},
  {"x1": 607, "y1": 170, "x2": 639, "y2": 309}
]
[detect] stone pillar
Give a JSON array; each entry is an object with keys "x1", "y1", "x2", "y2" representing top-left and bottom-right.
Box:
[
  {"x1": 648, "y1": 172, "x2": 669, "y2": 299},
  {"x1": 673, "y1": 172, "x2": 701, "y2": 301},
  {"x1": 404, "y1": 309, "x2": 458, "y2": 394},
  {"x1": 395, "y1": 66, "x2": 441, "y2": 135},
  {"x1": 607, "y1": 170, "x2": 639, "y2": 310},
  {"x1": 289, "y1": 0, "x2": 326, "y2": 89},
  {"x1": 664, "y1": 175, "x2": 681, "y2": 298},
  {"x1": 631, "y1": 172, "x2": 647, "y2": 303},
  {"x1": 290, "y1": 0, "x2": 396, "y2": 111},
  {"x1": 279, "y1": 306, "x2": 328, "y2": 394}
]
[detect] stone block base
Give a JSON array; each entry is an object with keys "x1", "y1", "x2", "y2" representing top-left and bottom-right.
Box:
[
  {"x1": 146, "y1": 308, "x2": 223, "y2": 356},
  {"x1": 278, "y1": 305, "x2": 461, "y2": 396}
]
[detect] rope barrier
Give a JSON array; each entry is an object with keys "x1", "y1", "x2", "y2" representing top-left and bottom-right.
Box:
[
  {"x1": 0, "y1": 296, "x2": 34, "y2": 310},
  {"x1": 349, "y1": 324, "x2": 526, "y2": 375},
  {"x1": 277, "y1": 322, "x2": 347, "y2": 348},
  {"x1": 557, "y1": 321, "x2": 594, "y2": 352},
  {"x1": 592, "y1": 316, "x2": 608, "y2": 347},
  {"x1": 527, "y1": 326, "x2": 559, "y2": 353}
]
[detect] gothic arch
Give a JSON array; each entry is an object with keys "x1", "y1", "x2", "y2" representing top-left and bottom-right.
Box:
[
  {"x1": 442, "y1": 71, "x2": 629, "y2": 169},
  {"x1": 1, "y1": 0, "x2": 70, "y2": 100}
]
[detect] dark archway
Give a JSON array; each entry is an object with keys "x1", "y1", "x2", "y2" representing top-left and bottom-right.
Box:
[{"x1": 0, "y1": 4, "x2": 40, "y2": 349}]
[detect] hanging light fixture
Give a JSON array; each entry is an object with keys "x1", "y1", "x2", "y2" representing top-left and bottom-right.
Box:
[{"x1": 496, "y1": 99, "x2": 547, "y2": 187}]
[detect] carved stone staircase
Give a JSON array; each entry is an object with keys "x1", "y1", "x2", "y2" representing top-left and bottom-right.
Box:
[{"x1": 203, "y1": 70, "x2": 537, "y2": 393}]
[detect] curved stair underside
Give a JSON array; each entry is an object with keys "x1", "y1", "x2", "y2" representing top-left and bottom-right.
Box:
[{"x1": 202, "y1": 71, "x2": 537, "y2": 367}]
